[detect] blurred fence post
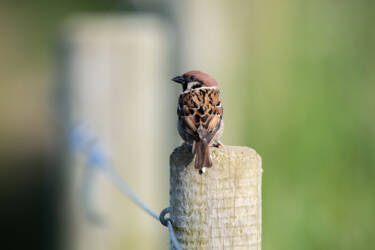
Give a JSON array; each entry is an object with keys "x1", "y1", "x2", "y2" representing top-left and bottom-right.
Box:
[
  {"x1": 170, "y1": 145, "x2": 262, "y2": 249},
  {"x1": 60, "y1": 14, "x2": 175, "y2": 250}
]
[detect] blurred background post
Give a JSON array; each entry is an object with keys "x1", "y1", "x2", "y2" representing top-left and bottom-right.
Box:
[
  {"x1": 62, "y1": 14, "x2": 174, "y2": 250},
  {"x1": 0, "y1": 0, "x2": 374, "y2": 250}
]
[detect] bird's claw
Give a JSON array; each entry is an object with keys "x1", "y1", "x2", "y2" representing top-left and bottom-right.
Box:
[{"x1": 213, "y1": 141, "x2": 224, "y2": 148}]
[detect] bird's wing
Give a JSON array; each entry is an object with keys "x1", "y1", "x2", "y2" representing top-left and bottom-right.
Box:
[
  {"x1": 178, "y1": 94, "x2": 199, "y2": 140},
  {"x1": 198, "y1": 89, "x2": 223, "y2": 142},
  {"x1": 178, "y1": 89, "x2": 223, "y2": 143}
]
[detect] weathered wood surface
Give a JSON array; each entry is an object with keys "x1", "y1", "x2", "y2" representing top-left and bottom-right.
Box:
[{"x1": 170, "y1": 145, "x2": 262, "y2": 249}]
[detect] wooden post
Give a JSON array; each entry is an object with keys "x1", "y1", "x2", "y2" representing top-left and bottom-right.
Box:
[{"x1": 170, "y1": 145, "x2": 262, "y2": 249}]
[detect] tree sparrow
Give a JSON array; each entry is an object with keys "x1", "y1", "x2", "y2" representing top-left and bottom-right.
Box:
[{"x1": 172, "y1": 70, "x2": 224, "y2": 174}]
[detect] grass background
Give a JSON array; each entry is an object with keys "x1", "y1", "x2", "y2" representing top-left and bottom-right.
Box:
[{"x1": 1, "y1": 0, "x2": 374, "y2": 249}]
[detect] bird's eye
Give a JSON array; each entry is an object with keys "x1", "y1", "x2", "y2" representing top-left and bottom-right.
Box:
[{"x1": 190, "y1": 75, "x2": 196, "y2": 81}]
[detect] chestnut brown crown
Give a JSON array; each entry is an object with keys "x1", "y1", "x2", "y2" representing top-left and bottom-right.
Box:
[{"x1": 172, "y1": 70, "x2": 218, "y2": 91}]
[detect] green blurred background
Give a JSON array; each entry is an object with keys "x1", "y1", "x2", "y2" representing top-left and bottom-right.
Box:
[{"x1": 1, "y1": 0, "x2": 374, "y2": 250}]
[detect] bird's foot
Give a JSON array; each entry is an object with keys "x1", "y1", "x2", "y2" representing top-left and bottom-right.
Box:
[{"x1": 213, "y1": 141, "x2": 224, "y2": 148}]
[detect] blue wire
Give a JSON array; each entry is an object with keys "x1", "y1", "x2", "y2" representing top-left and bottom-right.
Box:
[
  {"x1": 70, "y1": 126, "x2": 182, "y2": 250},
  {"x1": 103, "y1": 165, "x2": 160, "y2": 220},
  {"x1": 105, "y1": 166, "x2": 182, "y2": 250},
  {"x1": 168, "y1": 220, "x2": 182, "y2": 250}
]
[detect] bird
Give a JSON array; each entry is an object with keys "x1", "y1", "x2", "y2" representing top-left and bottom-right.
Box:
[{"x1": 172, "y1": 70, "x2": 224, "y2": 174}]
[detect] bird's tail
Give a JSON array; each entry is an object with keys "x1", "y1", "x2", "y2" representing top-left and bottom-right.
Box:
[{"x1": 193, "y1": 139, "x2": 212, "y2": 171}]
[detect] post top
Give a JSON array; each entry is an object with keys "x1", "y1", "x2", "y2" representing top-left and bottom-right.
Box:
[
  {"x1": 170, "y1": 144, "x2": 262, "y2": 172},
  {"x1": 171, "y1": 144, "x2": 261, "y2": 159}
]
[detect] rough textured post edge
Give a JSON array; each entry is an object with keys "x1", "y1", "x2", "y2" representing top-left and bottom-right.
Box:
[{"x1": 170, "y1": 145, "x2": 262, "y2": 249}]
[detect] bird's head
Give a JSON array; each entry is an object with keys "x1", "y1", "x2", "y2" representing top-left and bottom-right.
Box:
[{"x1": 172, "y1": 70, "x2": 218, "y2": 92}]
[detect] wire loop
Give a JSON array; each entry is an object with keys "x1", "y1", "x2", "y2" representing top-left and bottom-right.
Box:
[{"x1": 159, "y1": 207, "x2": 171, "y2": 227}]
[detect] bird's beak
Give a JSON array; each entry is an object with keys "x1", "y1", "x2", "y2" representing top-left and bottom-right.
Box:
[{"x1": 172, "y1": 75, "x2": 185, "y2": 84}]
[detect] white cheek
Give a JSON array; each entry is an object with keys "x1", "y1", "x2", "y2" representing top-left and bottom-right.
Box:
[{"x1": 187, "y1": 81, "x2": 200, "y2": 90}]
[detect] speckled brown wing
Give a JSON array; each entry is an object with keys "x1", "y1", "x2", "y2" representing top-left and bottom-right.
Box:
[
  {"x1": 178, "y1": 88, "x2": 223, "y2": 143},
  {"x1": 177, "y1": 88, "x2": 223, "y2": 170}
]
